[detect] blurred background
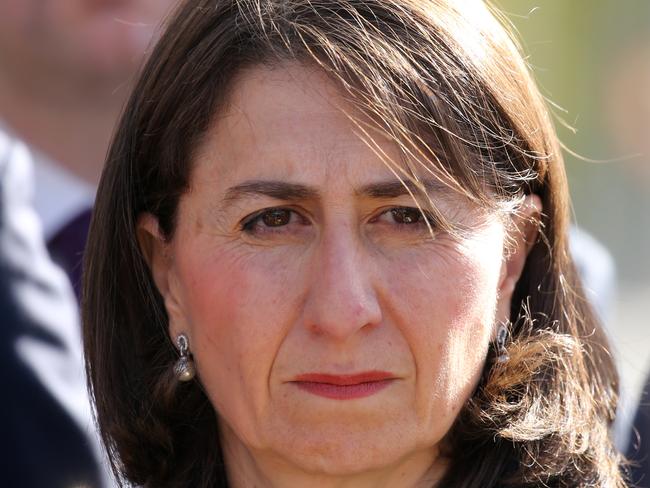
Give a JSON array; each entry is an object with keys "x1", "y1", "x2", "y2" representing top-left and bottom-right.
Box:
[{"x1": 496, "y1": 0, "x2": 650, "y2": 440}]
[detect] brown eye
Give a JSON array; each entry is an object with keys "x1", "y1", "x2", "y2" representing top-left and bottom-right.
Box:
[
  {"x1": 390, "y1": 207, "x2": 423, "y2": 224},
  {"x1": 262, "y1": 208, "x2": 291, "y2": 227},
  {"x1": 242, "y1": 207, "x2": 307, "y2": 234}
]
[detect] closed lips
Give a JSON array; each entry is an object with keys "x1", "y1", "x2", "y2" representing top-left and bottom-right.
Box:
[{"x1": 291, "y1": 371, "x2": 396, "y2": 399}]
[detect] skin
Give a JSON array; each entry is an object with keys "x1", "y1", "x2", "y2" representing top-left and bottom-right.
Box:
[
  {"x1": 0, "y1": 0, "x2": 174, "y2": 184},
  {"x1": 140, "y1": 63, "x2": 541, "y2": 488}
]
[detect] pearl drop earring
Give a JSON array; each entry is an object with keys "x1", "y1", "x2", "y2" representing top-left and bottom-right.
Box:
[{"x1": 173, "y1": 333, "x2": 196, "y2": 382}]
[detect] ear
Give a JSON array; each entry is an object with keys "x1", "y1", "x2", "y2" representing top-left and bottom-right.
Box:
[
  {"x1": 137, "y1": 213, "x2": 172, "y2": 297},
  {"x1": 137, "y1": 213, "x2": 186, "y2": 339},
  {"x1": 494, "y1": 194, "x2": 543, "y2": 325}
]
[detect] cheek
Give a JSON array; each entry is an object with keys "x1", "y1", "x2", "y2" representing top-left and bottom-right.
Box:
[
  {"x1": 386, "y1": 240, "x2": 501, "y2": 333},
  {"x1": 174, "y1": 242, "x2": 300, "y2": 440},
  {"x1": 384, "y1": 237, "x2": 503, "y2": 421}
]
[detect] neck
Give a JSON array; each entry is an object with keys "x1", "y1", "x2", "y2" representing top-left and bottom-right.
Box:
[
  {"x1": 0, "y1": 68, "x2": 130, "y2": 186},
  {"x1": 221, "y1": 423, "x2": 448, "y2": 488}
]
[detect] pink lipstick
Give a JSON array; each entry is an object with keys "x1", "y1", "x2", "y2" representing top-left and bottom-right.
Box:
[{"x1": 291, "y1": 371, "x2": 395, "y2": 400}]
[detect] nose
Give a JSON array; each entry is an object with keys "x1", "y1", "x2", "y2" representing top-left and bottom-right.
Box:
[{"x1": 301, "y1": 225, "x2": 383, "y2": 342}]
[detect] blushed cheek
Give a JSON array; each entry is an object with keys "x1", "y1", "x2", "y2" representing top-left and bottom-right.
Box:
[
  {"x1": 179, "y1": 245, "x2": 290, "y2": 337},
  {"x1": 177, "y1": 253, "x2": 254, "y2": 398},
  {"x1": 175, "y1": 245, "x2": 300, "y2": 432}
]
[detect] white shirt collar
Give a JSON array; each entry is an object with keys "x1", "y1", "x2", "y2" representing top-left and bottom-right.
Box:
[{"x1": 30, "y1": 149, "x2": 96, "y2": 241}]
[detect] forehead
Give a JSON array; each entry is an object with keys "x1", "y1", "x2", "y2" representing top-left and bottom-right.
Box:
[{"x1": 191, "y1": 63, "x2": 410, "y2": 189}]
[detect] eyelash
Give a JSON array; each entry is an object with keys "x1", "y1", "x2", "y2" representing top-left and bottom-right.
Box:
[{"x1": 240, "y1": 206, "x2": 436, "y2": 235}]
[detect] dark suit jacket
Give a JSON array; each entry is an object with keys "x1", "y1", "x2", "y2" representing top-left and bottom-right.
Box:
[
  {"x1": 0, "y1": 130, "x2": 105, "y2": 487},
  {"x1": 629, "y1": 374, "x2": 650, "y2": 488}
]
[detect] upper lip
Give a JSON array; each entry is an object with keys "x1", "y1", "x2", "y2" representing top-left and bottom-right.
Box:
[{"x1": 292, "y1": 371, "x2": 395, "y2": 385}]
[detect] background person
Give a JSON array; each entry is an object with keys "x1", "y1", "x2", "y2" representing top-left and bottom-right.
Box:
[
  {"x1": 615, "y1": 34, "x2": 650, "y2": 488},
  {"x1": 0, "y1": 1, "x2": 172, "y2": 485},
  {"x1": 0, "y1": 0, "x2": 173, "y2": 295},
  {"x1": 0, "y1": 128, "x2": 103, "y2": 488},
  {"x1": 628, "y1": 371, "x2": 650, "y2": 487}
]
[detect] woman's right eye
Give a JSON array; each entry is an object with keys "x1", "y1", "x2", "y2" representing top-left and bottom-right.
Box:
[{"x1": 241, "y1": 208, "x2": 309, "y2": 235}]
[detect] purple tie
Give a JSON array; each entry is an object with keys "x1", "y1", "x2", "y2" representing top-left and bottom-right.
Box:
[{"x1": 46, "y1": 208, "x2": 92, "y2": 301}]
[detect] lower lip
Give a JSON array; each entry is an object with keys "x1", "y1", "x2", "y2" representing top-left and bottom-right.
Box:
[{"x1": 293, "y1": 379, "x2": 394, "y2": 400}]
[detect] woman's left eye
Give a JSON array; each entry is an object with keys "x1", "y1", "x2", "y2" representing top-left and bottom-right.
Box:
[{"x1": 373, "y1": 207, "x2": 433, "y2": 228}]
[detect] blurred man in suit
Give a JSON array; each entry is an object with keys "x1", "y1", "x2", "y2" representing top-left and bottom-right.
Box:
[
  {"x1": 0, "y1": 0, "x2": 173, "y2": 294},
  {"x1": 629, "y1": 373, "x2": 650, "y2": 487},
  {"x1": 0, "y1": 1, "x2": 173, "y2": 485},
  {"x1": 1, "y1": 130, "x2": 103, "y2": 487},
  {"x1": 606, "y1": 32, "x2": 650, "y2": 485}
]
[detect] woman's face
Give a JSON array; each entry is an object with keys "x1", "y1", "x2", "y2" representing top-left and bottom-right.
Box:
[{"x1": 143, "y1": 63, "x2": 533, "y2": 480}]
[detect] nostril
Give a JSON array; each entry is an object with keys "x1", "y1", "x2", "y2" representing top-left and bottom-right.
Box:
[{"x1": 303, "y1": 290, "x2": 382, "y2": 341}]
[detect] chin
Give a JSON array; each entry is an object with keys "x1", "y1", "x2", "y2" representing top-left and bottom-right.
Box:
[
  {"x1": 288, "y1": 443, "x2": 399, "y2": 475},
  {"x1": 266, "y1": 422, "x2": 434, "y2": 476}
]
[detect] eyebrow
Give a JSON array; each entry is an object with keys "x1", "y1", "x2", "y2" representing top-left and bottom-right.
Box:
[
  {"x1": 356, "y1": 179, "x2": 449, "y2": 199},
  {"x1": 223, "y1": 180, "x2": 319, "y2": 203},
  {"x1": 222, "y1": 178, "x2": 450, "y2": 205}
]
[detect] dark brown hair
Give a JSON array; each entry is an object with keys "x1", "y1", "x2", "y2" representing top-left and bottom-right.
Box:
[{"x1": 83, "y1": 0, "x2": 625, "y2": 486}]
